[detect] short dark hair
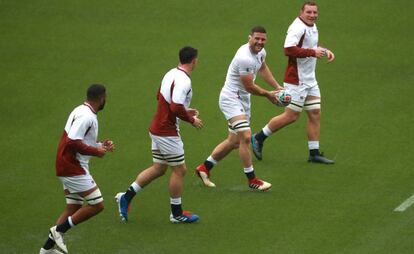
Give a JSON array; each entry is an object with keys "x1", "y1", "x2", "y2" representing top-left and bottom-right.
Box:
[
  {"x1": 250, "y1": 26, "x2": 266, "y2": 35},
  {"x1": 302, "y1": 1, "x2": 318, "y2": 10},
  {"x1": 179, "y1": 46, "x2": 198, "y2": 64},
  {"x1": 87, "y1": 84, "x2": 106, "y2": 101}
]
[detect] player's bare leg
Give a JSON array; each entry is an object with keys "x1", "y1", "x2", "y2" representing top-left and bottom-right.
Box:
[
  {"x1": 57, "y1": 187, "x2": 104, "y2": 225},
  {"x1": 169, "y1": 164, "x2": 186, "y2": 199},
  {"x1": 267, "y1": 108, "x2": 300, "y2": 132},
  {"x1": 252, "y1": 108, "x2": 300, "y2": 160},
  {"x1": 45, "y1": 187, "x2": 104, "y2": 253},
  {"x1": 169, "y1": 164, "x2": 199, "y2": 223},
  {"x1": 237, "y1": 129, "x2": 253, "y2": 168},
  {"x1": 306, "y1": 106, "x2": 334, "y2": 164},
  {"x1": 211, "y1": 132, "x2": 239, "y2": 161},
  {"x1": 55, "y1": 204, "x2": 82, "y2": 226},
  {"x1": 136, "y1": 163, "x2": 168, "y2": 186},
  {"x1": 306, "y1": 108, "x2": 320, "y2": 142},
  {"x1": 116, "y1": 163, "x2": 168, "y2": 222},
  {"x1": 195, "y1": 132, "x2": 239, "y2": 187}
]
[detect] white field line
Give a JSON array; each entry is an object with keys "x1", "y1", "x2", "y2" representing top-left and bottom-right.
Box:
[{"x1": 394, "y1": 194, "x2": 414, "y2": 212}]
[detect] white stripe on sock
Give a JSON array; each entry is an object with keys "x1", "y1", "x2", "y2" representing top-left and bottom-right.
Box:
[
  {"x1": 131, "y1": 182, "x2": 142, "y2": 193},
  {"x1": 207, "y1": 155, "x2": 217, "y2": 165},
  {"x1": 170, "y1": 197, "x2": 182, "y2": 205},
  {"x1": 263, "y1": 125, "x2": 272, "y2": 136},
  {"x1": 244, "y1": 166, "x2": 254, "y2": 173}
]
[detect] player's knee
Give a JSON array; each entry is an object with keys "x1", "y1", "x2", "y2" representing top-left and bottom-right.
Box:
[
  {"x1": 284, "y1": 111, "x2": 300, "y2": 123},
  {"x1": 309, "y1": 109, "x2": 321, "y2": 117},
  {"x1": 155, "y1": 167, "x2": 167, "y2": 177},
  {"x1": 227, "y1": 138, "x2": 239, "y2": 149},
  {"x1": 172, "y1": 164, "x2": 187, "y2": 176},
  {"x1": 232, "y1": 142, "x2": 240, "y2": 150},
  {"x1": 94, "y1": 202, "x2": 104, "y2": 213},
  {"x1": 239, "y1": 135, "x2": 251, "y2": 145},
  {"x1": 307, "y1": 109, "x2": 320, "y2": 123}
]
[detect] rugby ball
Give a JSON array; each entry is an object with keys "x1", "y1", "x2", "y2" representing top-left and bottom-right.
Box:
[{"x1": 275, "y1": 90, "x2": 291, "y2": 107}]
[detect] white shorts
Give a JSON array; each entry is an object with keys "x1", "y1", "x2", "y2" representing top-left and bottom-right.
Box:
[
  {"x1": 59, "y1": 174, "x2": 97, "y2": 193},
  {"x1": 219, "y1": 89, "x2": 251, "y2": 120},
  {"x1": 284, "y1": 83, "x2": 321, "y2": 112},
  {"x1": 150, "y1": 133, "x2": 185, "y2": 166}
]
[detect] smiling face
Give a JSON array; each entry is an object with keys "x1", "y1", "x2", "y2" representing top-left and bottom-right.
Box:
[
  {"x1": 300, "y1": 4, "x2": 319, "y2": 26},
  {"x1": 248, "y1": 32, "x2": 267, "y2": 54}
]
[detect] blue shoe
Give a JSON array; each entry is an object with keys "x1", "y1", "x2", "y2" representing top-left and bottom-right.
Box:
[
  {"x1": 170, "y1": 211, "x2": 199, "y2": 223},
  {"x1": 115, "y1": 192, "x2": 129, "y2": 222},
  {"x1": 251, "y1": 134, "x2": 263, "y2": 161}
]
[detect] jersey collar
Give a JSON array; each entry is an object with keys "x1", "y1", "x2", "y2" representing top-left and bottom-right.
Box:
[
  {"x1": 83, "y1": 102, "x2": 97, "y2": 114},
  {"x1": 298, "y1": 16, "x2": 315, "y2": 27},
  {"x1": 177, "y1": 67, "x2": 190, "y2": 78}
]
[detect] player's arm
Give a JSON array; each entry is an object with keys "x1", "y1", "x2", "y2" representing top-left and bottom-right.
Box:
[
  {"x1": 170, "y1": 102, "x2": 194, "y2": 123},
  {"x1": 67, "y1": 116, "x2": 106, "y2": 157},
  {"x1": 240, "y1": 74, "x2": 278, "y2": 104},
  {"x1": 284, "y1": 46, "x2": 317, "y2": 58},
  {"x1": 284, "y1": 26, "x2": 325, "y2": 59},
  {"x1": 258, "y1": 62, "x2": 283, "y2": 90},
  {"x1": 170, "y1": 102, "x2": 203, "y2": 129},
  {"x1": 170, "y1": 82, "x2": 203, "y2": 129},
  {"x1": 67, "y1": 139, "x2": 106, "y2": 157}
]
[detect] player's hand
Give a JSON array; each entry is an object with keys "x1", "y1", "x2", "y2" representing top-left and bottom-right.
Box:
[
  {"x1": 192, "y1": 116, "x2": 203, "y2": 129},
  {"x1": 102, "y1": 139, "x2": 115, "y2": 152},
  {"x1": 187, "y1": 108, "x2": 199, "y2": 117},
  {"x1": 266, "y1": 90, "x2": 279, "y2": 105},
  {"x1": 326, "y1": 49, "x2": 335, "y2": 62},
  {"x1": 314, "y1": 47, "x2": 326, "y2": 58},
  {"x1": 275, "y1": 85, "x2": 284, "y2": 91},
  {"x1": 96, "y1": 146, "x2": 107, "y2": 157}
]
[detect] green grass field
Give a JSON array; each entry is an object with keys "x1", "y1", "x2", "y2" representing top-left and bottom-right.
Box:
[{"x1": 1, "y1": 0, "x2": 413, "y2": 253}]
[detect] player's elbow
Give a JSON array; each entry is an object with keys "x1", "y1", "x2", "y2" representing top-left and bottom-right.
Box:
[
  {"x1": 169, "y1": 103, "x2": 180, "y2": 114},
  {"x1": 244, "y1": 84, "x2": 255, "y2": 94},
  {"x1": 284, "y1": 47, "x2": 294, "y2": 57}
]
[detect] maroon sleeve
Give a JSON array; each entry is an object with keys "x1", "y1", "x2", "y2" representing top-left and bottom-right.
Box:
[
  {"x1": 170, "y1": 102, "x2": 195, "y2": 124},
  {"x1": 284, "y1": 46, "x2": 316, "y2": 58},
  {"x1": 67, "y1": 139, "x2": 104, "y2": 156}
]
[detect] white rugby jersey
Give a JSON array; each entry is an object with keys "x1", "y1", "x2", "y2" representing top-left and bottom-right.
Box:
[
  {"x1": 57, "y1": 103, "x2": 100, "y2": 176},
  {"x1": 222, "y1": 43, "x2": 266, "y2": 95},
  {"x1": 160, "y1": 68, "x2": 192, "y2": 107},
  {"x1": 284, "y1": 17, "x2": 319, "y2": 86},
  {"x1": 149, "y1": 67, "x2": 193, "y2": 136}
]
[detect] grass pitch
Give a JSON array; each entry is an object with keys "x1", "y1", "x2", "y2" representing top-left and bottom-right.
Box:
[{"x1": 1, "y1": 0, "x2": 413, "y2": 253}]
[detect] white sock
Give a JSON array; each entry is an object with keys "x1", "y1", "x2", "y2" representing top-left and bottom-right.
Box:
[
  {"x1": 243, "y1": 166, "x2": 254, "y2": 173},
  {"x1": 207, "y1": 155, "x2": 217, "y2": 165},
  {"x1": 130, "y1": 182, "x2": 142, "y2": 193},
  {"x1": 308, "y1": 141, "x2": 319, "y2": 150},
  {"x1": 170, "y1": 197, "x2": 182, "y2": 205},
  {"x1": 68, "y1": 216, "x2": 75, "y2": 227},
  {"x1": 262, "y1": 125, "x2": 272, "y2": 136}
]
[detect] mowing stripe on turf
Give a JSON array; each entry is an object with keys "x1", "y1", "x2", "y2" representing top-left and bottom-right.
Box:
[{"x1": 394, "y1": 194, "x2": 414, "y2": 212}]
